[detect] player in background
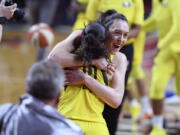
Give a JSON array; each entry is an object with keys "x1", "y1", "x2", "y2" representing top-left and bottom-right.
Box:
[
  {"x1": 143, "y1": 0, "x2": 180, "y2": 134},
  {"x1": 126, "y1": 0, "x2": 152, "y2": 122},
  {"x1": 70, "y1": 0, "x2": 90, "y2": 30}
]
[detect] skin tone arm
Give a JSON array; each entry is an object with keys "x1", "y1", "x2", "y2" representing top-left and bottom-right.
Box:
[
  {"x1": 0, "y1": 0, "x2": 17, "y2": 42},
  {"x1": 65, "y1": 52, "x2": 128, "y2": 108},
  {"x1": 48, "y1": 30, "x2": 83, "y2": 67},
  {"x1": 48, "y1": 30, "x2": 113, "y2": 71}
]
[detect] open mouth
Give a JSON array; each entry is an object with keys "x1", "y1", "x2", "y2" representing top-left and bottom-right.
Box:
[{"x1": 113, "y1": 44, "x2": 120, "y2": 49}]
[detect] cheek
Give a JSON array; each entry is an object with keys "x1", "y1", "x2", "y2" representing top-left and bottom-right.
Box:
[
  {"x1": 122, "y1": 36, "x2": 127, "y2": 41},
  {"x1": 109, "y1": 34, "x2": 116, "y2": 43},
  {"x1": 106, "y1": 35, "x2": 113, "y2": 44}
]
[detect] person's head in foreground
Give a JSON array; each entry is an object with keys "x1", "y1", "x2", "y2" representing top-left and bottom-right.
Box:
[
  {"x1": 0, "y1": 60, "x2": 84, "y2": 135},
  {"x1": 26, "y1": 59, "x2": 65, "y2": 107}
]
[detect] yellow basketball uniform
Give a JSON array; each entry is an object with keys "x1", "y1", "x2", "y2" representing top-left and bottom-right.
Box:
[
  {"x1": 144, "y1": 0, "x2": 180, "y2": 99},
  {"x1": 131, "y1": 0, "x2": 145, "y2": 80},
  {"x1": 72, "y1": 0, "x2": 89, "y2": 30},
  {"x1": 131, "y1": 32, "x2": 146, "y2": 80},
  {"x1": 58, "y1": 65, "x2": 110, "y2": 135}
]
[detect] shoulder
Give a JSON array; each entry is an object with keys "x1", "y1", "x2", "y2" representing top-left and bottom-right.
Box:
[
  {"x1": 113, "y1": 52, "x2": 128, "y2": 69},
  {"x1": 114, "y1": 52, "x2": 127, "y2": 64}
]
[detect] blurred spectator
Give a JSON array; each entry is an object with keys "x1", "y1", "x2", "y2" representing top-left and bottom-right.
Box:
[
  {"x1": 53, "y1": 0, "x2": 75, "y2": 26},
  {"x1": 25, "y1": 0, "x2": 59, "y2": 27},
  {"x1": 143, "y1": 0, "x2": 180, "y2": 134},
  {"x1": 0, "y1": 0, "x2": 17, "y2": 41},
  {"x1": 70, "y1": 0, "x2": 89, "y2": 30},
  {"x1": 0, "y1": 60, "x2": 84, "y2": 135}
]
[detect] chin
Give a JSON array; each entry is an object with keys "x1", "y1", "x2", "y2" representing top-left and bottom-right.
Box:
[{"x1": 111, "y1": 51, "x2": 118, "y2": 55}]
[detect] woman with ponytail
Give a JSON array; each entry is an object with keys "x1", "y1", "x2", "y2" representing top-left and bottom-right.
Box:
[{"x1": 48, "y1": 10, "x2": 129, "y2": 135}]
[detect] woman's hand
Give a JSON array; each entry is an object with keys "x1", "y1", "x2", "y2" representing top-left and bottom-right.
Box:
[
  {"x1": 106, "y1": 62, "x2": 116, "y2": 78},
  {"x1": 0, "y1": 0, "x2": 17, "y2": 19},
  {"x1": 91, "y1": 58, "x2": 109, "y2": 70},
  {"x1": 65, "y1": 69, "x2": 86, "y2": 85},
  {"x1": 92, "y1": 58, "x2": 116, "y2": 77}
]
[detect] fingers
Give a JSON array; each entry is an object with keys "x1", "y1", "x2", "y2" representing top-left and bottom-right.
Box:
[
  {"x1": 107, "y1": 63, "x2": 116, "y2": 71},
  {"x1": 65, "y1": 70, "x2": 73, "y2": 80},
  {"x1": 7, "y1": 3, "x2": 17, "y2": 13},
  {"x1": 0, "y1": 2, "x2": 17, "y2": 19},
  {"x1": 65, "y1": 75, "x2": 72, "y2": 85},
  {"x1": 64, "y1": 70, "x2": 76, "y2": 85},
  {"x1": 64, "y1": 69, "x2": 85, "y2": 86},
  {"x1": 106, "y1": 63, "x2": 116, "y2": 75},
  {"x1": 92, "y1": 58, "x2": 109, "y2": 70}
]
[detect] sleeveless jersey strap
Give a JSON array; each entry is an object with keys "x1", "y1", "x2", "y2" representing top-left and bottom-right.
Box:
[{"x1": 101, "y1": 70, "x2": 108, "y2": 86}]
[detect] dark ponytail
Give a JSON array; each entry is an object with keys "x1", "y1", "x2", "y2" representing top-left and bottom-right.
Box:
[{"x1": 72, "y1": 22, "x2": 108, "y2": 65}]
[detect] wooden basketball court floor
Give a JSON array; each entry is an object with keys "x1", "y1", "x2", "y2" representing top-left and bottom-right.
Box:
[{"x1": 0, "y1": 27, "x2": 180, "y2": 135}]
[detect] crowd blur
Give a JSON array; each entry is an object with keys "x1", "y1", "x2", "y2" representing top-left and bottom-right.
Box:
[{"x1": 6, "y1": 0, "x2": 151, "y2": 28}]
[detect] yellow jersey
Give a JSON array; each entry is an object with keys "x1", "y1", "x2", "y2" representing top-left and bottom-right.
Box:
[
  {"x1": 73, "y1": 0, "x2": 90, "y2": 30},
  {"x1": 58, "y1": 66, "x2": 109, "y2": 123},
  {"x1": 143, "y1": 0, "x2": 180, "y2": 52},
  {"x1": 144, "y1": 0, "x2": 171, "y2": 40},
  {"x1": 159, "y1": 0, "x2": 180, "y2": 51},
  {"x1": 77, "y1": 0, "x2": 88, "y2": 5},
  {"x1": 132, "y1": 0, "x2": 145, "y2": 65}
]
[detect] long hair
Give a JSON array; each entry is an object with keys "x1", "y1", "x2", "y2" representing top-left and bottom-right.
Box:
[
  {"x1": 98, "y1": 9, "x2": 128, "y2": 29},
  {"x1": 72, "y1": 22, "x2": 108, "y2": 65}
]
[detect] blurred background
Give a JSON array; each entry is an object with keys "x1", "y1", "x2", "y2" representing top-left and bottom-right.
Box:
[
  {"x1": 0, "y1": 0, "x2": 153, "y2": 103},
  {"x1": 0, "y1": 0, "x2": 179, "y2": 134}
]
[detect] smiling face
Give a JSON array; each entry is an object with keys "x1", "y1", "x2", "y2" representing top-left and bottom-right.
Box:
[{"x1": 105, "y1": 19, "x2": 129, "y2": 55}]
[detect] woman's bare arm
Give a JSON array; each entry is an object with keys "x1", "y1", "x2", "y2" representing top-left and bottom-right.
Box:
[
  {"x1": 48, "y1": 30, "x2": 109, "y2": 70},
  {"x1": 84, "y1": 53, "x2": 127, "y2": 108},
  {"x1": 48, "y1": 30, "x2": 84, "y2": 67},
  {"x1": 65, "y1": 52, "x2": 128, "y2": 108}
]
